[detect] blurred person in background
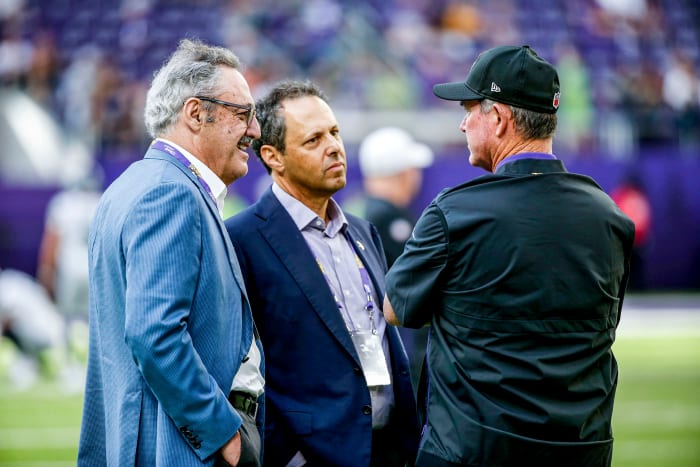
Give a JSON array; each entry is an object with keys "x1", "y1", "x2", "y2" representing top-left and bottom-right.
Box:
[
  {"x1": 38, "y1": 173, "x2": 101, "y2": 319},
  {"x1": 611, "y1": 174, "x2": 652, "y2": 290},
  {"x1": 358, "y1": 126, "x2": 433, "y2": 390},
  {"x1": 78, "y1": 39, "x2": 262, "y2": 467},
  {"x1": 554, "y1": 44, "x2": 594, "y2": 155},
  {"x1": 358, "y1": 126, "x2": 433, "y2": 268},
  {"x1": 662, "y1": 49, "x2": 700, "y2": 155},
  {"x1": 0, "y1": 267, "x2": 66, "y2": 388},
  {"x1": 37, "y1": 172, "x2": 101, "y2": 369},
  {"x1": 225, "y1": 80, "x2": 419, "y2": 467},
  {"x1": 384, "y1": 45, "x2": 635, "y2": 466}
]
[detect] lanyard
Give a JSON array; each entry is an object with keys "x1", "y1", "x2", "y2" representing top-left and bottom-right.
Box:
[
  {"x1": 316, "y1": 237, "x2": 377, "y2": 334},
  {"x1": 150, "y1": 139, "x2": 216, "y2": 205}
]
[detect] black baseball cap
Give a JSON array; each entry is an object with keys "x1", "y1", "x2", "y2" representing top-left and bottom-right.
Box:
[{"x1": 433, "y1": 45, "x2": 561, "y2": 114}]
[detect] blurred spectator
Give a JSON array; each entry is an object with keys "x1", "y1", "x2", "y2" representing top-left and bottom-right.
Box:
[
  {"x1": 55, "y1": 48, "x2": 148, "y2": 159},
  {"x1": 365, "y1": 56, "x2": 421, "y2": 109},
  {"x1": 55, "y1": 46, "x2": 104, "y2": 150},
  {"x1": 595, "y1": 0, "x2": 647, "y2": 21},
  {"x1": 23, "y1": 29, "x2": 62, "y2": 112},
  {"x1": 35, "y1": 172, "x2": 101, "y2": 374},
  {"x1": 0, "y1": 14, "x2": 32, "y2": 85},
  {"x1": 611, "y1": 175, "x2": 652, "y2": 290},
  {"x1": 440, "y1": 1, "x2": 482, "y2": 37},
  {"x1": 662, "y1": 50, "x2": 700, "y2": 155},
  {"x1": 91, "y1": 56, "x2": 148, "y2": 158},
  {"x1": 0, "y1": 268, "x2": 66, "y2": 386},
  {"x1": 358, "y1": 126, "x2": 433, "y2": 388},
  {"x1": 358, "y1": 126, "x2": 433, "y2": 266},
  {"x1": 0, "y1": 0, "x2": 25, "y2": 20},
  {"x1": 618, "y1": 59, "x2": 675, "y2": 146},
  {"x1": 555, "y1": 44, "x2": 594, "y2": 155},
  {"x1": 37, "y1": 175, "x2": 102, "y2": 321}
]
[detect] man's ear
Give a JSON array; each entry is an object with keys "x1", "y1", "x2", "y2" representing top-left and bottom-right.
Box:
[
  {"x1": 261, "y1": 145, "x2": 283, "y2": 172},
  {"x1": 183, "y1": 97, "x2": 204, "y2": 130},
  {"x1": 492, "y1": 102, "x2": 511, "y2": 138}
]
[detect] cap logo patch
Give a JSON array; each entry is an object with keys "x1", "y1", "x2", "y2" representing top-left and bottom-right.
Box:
[
  {"x1": 553, "y1": 91, "x2": 560, "y2": 109},
  {"x1": 491, "y1": 82, "x2": 501, "y2": 93}
]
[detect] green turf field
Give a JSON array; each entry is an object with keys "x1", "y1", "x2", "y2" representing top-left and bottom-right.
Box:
[
  {"x1": 612, "y1": 334, "x2": 700, "y2": 466},
  {"x1": 0, "y1": 382, "x2": 82, "y2": 466},
  {"x1": 0, "y1": 318, "x2": 698, "y2": 465}
]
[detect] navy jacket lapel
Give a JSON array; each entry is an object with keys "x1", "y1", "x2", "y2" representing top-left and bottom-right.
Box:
[{"x1": 256, "y1": 189, "x2": 359, "y2": 359}]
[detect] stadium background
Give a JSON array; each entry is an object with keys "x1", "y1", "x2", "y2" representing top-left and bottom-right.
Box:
[
  {"x1": 0, "y1": 0, "x2": 698, "y2": 465},
  {"x1": 0, "y1": 0, "x2": 699, "y2": 290}
]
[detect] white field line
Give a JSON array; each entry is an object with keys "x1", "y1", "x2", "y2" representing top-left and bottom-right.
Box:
[{"x1": 618, "y1": 307, "x2": 700, "y2": 338}]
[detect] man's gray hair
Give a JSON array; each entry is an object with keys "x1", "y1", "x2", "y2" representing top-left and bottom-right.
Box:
[
  {"x1": 480, "y1": 99, "x2": 557, "y2": 140},
  {"x1": 144, "y1": 39, "x2": 241, "y2": 138}
]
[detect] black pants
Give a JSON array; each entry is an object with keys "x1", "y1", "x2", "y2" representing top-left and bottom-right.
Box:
[{"x1": 371, "y1": 424, "x2": 407, "y2": 467}]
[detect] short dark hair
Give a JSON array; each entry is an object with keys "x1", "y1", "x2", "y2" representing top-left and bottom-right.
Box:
[{"x1": 252, "y1": 80, "x2": 328, "y2": 174}]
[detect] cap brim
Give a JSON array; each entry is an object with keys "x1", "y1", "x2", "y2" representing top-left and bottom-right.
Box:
[{"x1": 433, "y1": 82, "x2": 483, "y2": 101}]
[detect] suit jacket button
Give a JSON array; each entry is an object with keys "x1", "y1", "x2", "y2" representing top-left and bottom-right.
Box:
[
  {"x1": 362, "y1": 405, "x2": 372, "y2": 415},
  {"x1": 353, "y1": 367, "x2": 361, "y2": 374}
]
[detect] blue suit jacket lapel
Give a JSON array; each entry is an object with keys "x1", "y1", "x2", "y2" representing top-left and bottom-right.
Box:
[
  {"x1": 256, "y1": 189, "x2": 359, "y2": 360},
  {"x1": 144, "y1": 148, "x2": 248, "y2": 301}
]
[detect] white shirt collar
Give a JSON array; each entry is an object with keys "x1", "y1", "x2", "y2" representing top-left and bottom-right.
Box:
[
  {"x1": 157, "y1": 138, "x2": 228, "y2": 218},
  {"x1": 271, "y1": 182, "x2": 347, "y2": 235}
]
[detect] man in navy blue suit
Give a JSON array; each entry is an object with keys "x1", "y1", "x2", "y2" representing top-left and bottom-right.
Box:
[{"x1": 225, "y1": 80, "x2": 419, "y2": 467}]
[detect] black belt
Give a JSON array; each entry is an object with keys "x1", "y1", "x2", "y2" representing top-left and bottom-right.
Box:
[{"x1": 229, "y1": 391, "x2": 259, "y2": 419}]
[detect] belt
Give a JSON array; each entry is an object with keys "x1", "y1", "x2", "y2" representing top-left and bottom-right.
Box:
[{"x1": 229, "y1": 391, "x2": 259, "y2": 419}]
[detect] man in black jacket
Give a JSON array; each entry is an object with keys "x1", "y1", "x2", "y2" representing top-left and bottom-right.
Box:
[{"x1": 383, "y1": 45, "x2": 635, "y2": 467}]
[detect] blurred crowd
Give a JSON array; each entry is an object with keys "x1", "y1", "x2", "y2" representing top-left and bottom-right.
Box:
[{"x1": 0, "y1": 0, "x2": 698, "y2": 162}]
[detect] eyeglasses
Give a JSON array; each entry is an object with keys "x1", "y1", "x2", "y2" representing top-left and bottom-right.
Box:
[{"x1": 194, "y1": 95, "x2": 256, "y2": 127}]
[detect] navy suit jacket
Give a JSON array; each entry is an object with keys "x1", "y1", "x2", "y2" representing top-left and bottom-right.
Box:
[{"x1": 225, "y1": 187, "x2": 419, "y2": 467}]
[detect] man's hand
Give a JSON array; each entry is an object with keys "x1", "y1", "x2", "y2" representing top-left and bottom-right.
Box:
[
  {"x1": 383, "y1": 295, "x2": 401, "y2": 326},
  {"x1": 219, "y1": 431, "x2": 242, "y2": 466}
]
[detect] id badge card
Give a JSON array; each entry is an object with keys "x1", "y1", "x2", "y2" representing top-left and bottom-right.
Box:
[{"x1": 350, "y1": 330, "x2": 391, "y2": 386}]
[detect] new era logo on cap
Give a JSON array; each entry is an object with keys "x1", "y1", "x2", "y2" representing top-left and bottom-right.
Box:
[{"x1": 491, "y1": 82, "x2": 501, "y2": 93}]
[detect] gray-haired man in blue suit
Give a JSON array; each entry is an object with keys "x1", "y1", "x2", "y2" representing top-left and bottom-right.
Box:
[{"x1": 78, "y1": 39, "x2": 263, "y2": 466}]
